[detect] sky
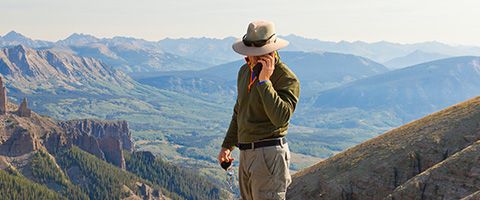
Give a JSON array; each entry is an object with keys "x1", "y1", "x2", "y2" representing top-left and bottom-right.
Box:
[{"x1": 1, "y1": 0, "x2": 480, "y2": 45}]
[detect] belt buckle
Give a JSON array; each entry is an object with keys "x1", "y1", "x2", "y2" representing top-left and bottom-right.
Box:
[{"x1": 251, "y1": 142, "x2": 255, "y2": 149}]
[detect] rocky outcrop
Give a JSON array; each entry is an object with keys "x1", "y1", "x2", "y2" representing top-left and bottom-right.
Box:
[
  {"x1": 462, "y1": 190, "x2": 480, "y2": 200},
  {"x1": 58, "y1": 119, "x2": 134, "y2": 169},
  {"x1": 15, "y1": 97, "x2": 31, "y2": 117},
  {"x1": 0, "y1": 77, "x2": 7, "y2": 115},
  {"x1": 136, "y1": 182, "x2": 164, "y2": 200},
  {"x1": 122, "y1": 182, "x2": 168, "y2": 200},
  {"x1": 0, "y1": 130, "x2": 38, "y2": 156},
  {"x1": 287, "y1": 96, "x2": 480, "y2": 200},
  {"x1": 1, "y1": 106, "x2": 66, "y2": 157},
  {"x1": 386, "y1": 140, "x2": 480, "y2": 199}
]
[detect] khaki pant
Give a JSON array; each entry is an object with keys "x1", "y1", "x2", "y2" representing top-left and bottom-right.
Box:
[{"x1": 239, "y1": 142, "x2": 291, "y2": 200}]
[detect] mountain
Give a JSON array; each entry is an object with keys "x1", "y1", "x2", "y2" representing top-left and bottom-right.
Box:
[
  {"x1": 0, "y1": 32, "x2": 214, "y2": 72},
  {"x1": 158, "y1": 37, "x2": 239, "y2": 65},
  {"x1": 384, "y1": 50, "x2": 450, "y2": 69},
  {"x1": 54, "y1": 35, "x2": 212, "y2": 72},
  {"x1": 134, "y1": 51, "x2": 389, "y2": 98},
  {"x1": 287, "y1": 96, "x2": 480, "y2": 199},
  {"x1": 56, "y1": 33, "x2": 100, "y2": 46},
  {"x1": 312, "y1": 56, "x2": 480, "y2": 122},
  {"x1": 282, "y1": 34, "x2": 480, "y2": 62},
  {"x1": 0, "y1": 45, "x2": 134, "y2": 94},
  {"x1": 0, "y1": 31, "x2": 53, "y2": 48}
]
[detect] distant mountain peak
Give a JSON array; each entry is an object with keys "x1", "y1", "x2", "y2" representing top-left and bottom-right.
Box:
[
  {"x1": 59, "y1": 33, "x2": 100, "y2": 45},
  {"x1": 67, "y1": 32, "x2": 97, "y2": 39},
  {"x1": 1, "y1": 31, "x2": 53, "y2": 48},
  {"x1": 3, "y1": 30, "x2": 31, "y2": 41}
]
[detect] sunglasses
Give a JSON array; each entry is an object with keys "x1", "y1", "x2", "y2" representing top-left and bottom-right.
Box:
[{"x1": 242, "y1": 34, "x2": 276, "y2": 47}]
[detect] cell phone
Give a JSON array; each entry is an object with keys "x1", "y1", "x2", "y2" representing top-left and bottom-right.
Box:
[{"x1": 253, "y1": 63, "x2": 262, "y2": 77}]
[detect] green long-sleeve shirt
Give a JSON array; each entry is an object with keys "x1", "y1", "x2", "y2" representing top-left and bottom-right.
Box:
[{"x1": 221, "y1": 58, "x2": 300, "y2": 149}]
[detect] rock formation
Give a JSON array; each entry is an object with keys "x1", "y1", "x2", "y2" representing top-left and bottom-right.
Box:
[
  {"x1": 15, "y1": 97, "x2": 31, "y2": 117},
  {"x1": 0, "y1": 102, "x2": 134, "y2": 169},
  {"x1": 287, "y1": 96, "x2": 480, "y2": 200},
  {"x1": 58, "y1": 119, "x2": 134, "y2": 169},
  {"x1": 386, "y1": 140, "x2": 480, "y2": 199},
  {"x1": 462, "y1": 191, "x2": 480, "y2": 200},
  {"x1": 0, "y1": 77, "x2": 7, "y2": 115}
]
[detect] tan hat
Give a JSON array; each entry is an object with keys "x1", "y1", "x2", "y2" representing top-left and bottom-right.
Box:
[{"x1": 232, "y1": 20, "x2": 289, "y2": 56}]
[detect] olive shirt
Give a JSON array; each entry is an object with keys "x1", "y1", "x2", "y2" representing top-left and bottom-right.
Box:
[{"x1": 221, "y1": 59, "x2": 300, "y2": 149}]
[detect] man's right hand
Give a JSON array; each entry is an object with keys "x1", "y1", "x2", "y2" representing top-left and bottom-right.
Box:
[{"x1": 217, "y1": 147, "x2": 234, "y2": 164}]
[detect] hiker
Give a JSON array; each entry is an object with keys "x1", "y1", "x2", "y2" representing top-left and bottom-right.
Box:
[{"x1": 218, "y1": 20, "x2": 300, "y2": 200}]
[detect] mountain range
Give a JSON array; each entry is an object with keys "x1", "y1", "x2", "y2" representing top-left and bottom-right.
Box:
[
  {"x1": 282, "y1": 34, "x2": 480, "y2": 63},
  {"x1": 0, "y1": 44, "x2": 134, "y2": 94},
  {"x1": 3, "y1": 31, "x2": 480, "y2": 71},
  {"x1": 312, "y1": 56, "x2": 480, "y2": 122},
  {"x1": 134, "y1": 51, "x2": 389, "y2": 99}
]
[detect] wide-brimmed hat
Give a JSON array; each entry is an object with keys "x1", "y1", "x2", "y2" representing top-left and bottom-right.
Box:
[{"x1": 232, "y1": 20, "x2": 289, "y2": 56}]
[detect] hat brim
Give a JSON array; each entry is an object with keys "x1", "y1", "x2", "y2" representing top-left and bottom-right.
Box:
[{"x1": 232, "y1": 37, "x2": 289, "y2": 56}]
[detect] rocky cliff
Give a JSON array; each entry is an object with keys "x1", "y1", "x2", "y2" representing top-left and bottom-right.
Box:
[
  {"x1": 287, "y1": 96, "x2": 480, "y2": 199},
  {"x1": 58, "y1": 119, "x2": 133, "y2": 169},
  {"x1": 0, "y1": 105, "x2": 133, "y2": 169}
]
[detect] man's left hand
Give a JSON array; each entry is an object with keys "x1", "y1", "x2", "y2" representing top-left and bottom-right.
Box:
[{"x1": 257, "y1": 52, "x2": 275, "y2": 81}]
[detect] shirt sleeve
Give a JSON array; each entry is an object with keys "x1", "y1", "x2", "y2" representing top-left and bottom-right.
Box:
[
  {"x1": 221, "y1": 98, "x2": 239, "y2": 149},
  {"x1": 256, "y1": 74, "x2": 300, "y2": 127}
]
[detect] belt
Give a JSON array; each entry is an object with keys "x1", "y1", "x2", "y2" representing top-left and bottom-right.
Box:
[{"x1": 237, "y1": 137, "x2": 287, "y2": 150}]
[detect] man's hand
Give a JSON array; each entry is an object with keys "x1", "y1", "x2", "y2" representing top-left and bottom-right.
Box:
[
  {"x1": 257, "y1": 52, "x2": 275, "y2": 82},
  {"x1": 218, "y1": 147, "x2": 234, "y2": 164}
]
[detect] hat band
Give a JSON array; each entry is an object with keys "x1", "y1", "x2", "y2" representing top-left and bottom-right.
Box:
[{"x1": 242, "y1": 34, "x2": 277, "y2": 47}]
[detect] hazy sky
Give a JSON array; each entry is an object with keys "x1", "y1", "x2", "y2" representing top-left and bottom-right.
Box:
[{"x1": 1, "y1": 0, "x2": 480, "y2": 45}]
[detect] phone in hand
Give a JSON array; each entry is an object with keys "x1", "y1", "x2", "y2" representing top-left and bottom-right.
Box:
[{"x1": 253, "y1": 63, "x2": 263, "y2": 77}]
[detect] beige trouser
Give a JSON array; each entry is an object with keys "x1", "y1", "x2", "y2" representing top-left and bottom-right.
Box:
[{"x1": 239, "y1": 142, "x2": 291, "y2": 200}]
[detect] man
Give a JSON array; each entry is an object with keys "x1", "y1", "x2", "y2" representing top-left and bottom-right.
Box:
[{"x1": 217, "y1": 20, "x2": 300, "y2": 200}]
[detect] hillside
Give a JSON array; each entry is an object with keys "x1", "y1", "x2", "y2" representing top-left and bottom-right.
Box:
[
  {"x1": 0, "y1": 169, "x2": 65, "y2": 200},
  {"x1": 287, "y1": 96, "x2": 480, "y2": 199}
]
